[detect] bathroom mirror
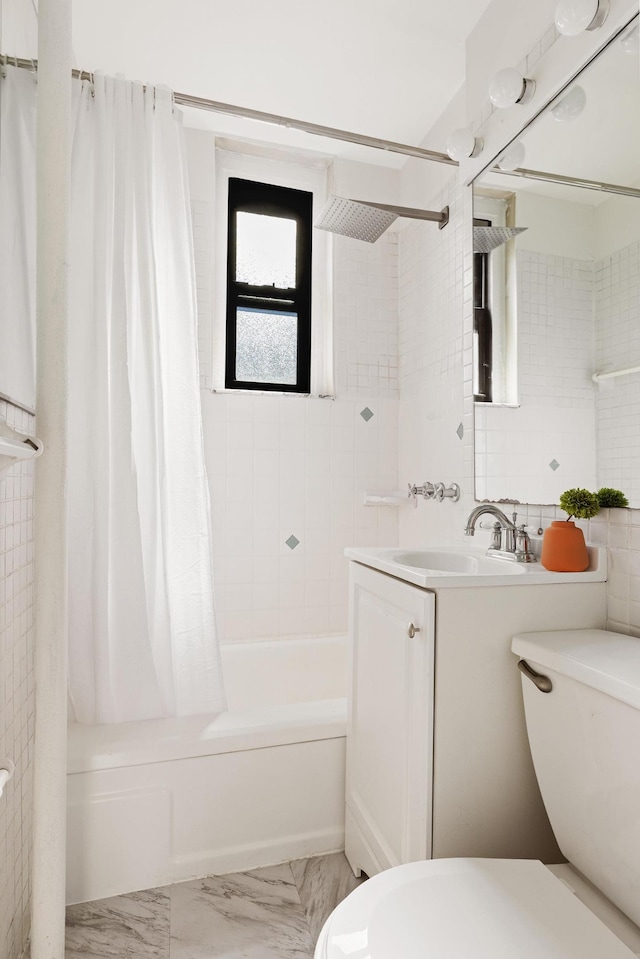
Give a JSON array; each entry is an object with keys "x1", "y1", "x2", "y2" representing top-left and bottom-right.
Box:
[{"x1": 473, "y1": 14, "x2": 640, "y2": 508}]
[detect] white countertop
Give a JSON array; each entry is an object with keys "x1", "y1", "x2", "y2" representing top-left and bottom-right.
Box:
[{"x1": 345, "y1": 545, "x2": 608, "y2": 589}]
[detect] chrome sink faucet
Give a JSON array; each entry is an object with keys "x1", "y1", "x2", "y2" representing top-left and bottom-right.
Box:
[{"x1": 464, "y1": 504, "x2": 536, "y2": 563}]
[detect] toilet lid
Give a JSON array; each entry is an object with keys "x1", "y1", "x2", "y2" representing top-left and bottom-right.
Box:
[{"x1": 321, "y1": 858, "x2": 636, "y2": 959}]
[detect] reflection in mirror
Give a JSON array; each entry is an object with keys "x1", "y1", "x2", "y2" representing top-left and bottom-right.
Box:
[{"x1": 473, "y1": 14, "x2": 640, "y2": 508}]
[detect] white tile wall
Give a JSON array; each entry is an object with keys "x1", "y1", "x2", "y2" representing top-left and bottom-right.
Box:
[
  {"x1": 188, "y1": 137, "x2": 640, "y2": 651},
  {"x1": 0, "y1": 401, "x2": 35, "y2": 959},
  {"x1": 193, "y1": 202, "x2": 401, "y2": 643},
  {"x1": 201, "y1": 391, "x2": 398, "y2": 642},
  {"x1": 595, "y1": 240, "x2": 640, "y2": 504},
  {"x1": 517, "y1": 251, "x2": 594, "y2": 409},
  {"x1": 398, "y1": 177, "x2": 475, "y2": 547},
  {"x1": 333, "y1": 233, "x2": 399, "y2": 398},
  {"x1": 475, "y1": 250, "x2": 597, "y2": 503}
]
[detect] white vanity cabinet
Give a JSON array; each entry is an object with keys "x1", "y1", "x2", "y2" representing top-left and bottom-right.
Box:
[
  {"x1": 345, "y1": 559, "x2": 607, "y2": 878},
  {"x1": 347, "y1": 563, "x2": 436, "y2": 870}
]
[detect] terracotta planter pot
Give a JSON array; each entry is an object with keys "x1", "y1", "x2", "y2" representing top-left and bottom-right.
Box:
[{"x1": 541, "y1": 520, "x2": 589, "y2": 572}]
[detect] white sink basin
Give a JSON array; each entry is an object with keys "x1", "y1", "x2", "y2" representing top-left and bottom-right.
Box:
[
  {"x1": 392, "y1": 549, "x2": 523, "y2": 575},
  {"x1": 344, "y1": 545, "x2": 607, "y2": 589}
]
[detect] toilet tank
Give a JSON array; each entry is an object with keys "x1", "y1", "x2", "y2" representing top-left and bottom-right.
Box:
[{"x1": 512, "y1": 628, "x2": 640, "y2": 928}]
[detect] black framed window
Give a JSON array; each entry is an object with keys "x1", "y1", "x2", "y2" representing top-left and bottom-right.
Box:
[
  {"x1": 225, "y1": 177, "x2": 313, "y2": 392},
  {"x1": 473, "y1": 217, "x2": 493, "y2": 403}
]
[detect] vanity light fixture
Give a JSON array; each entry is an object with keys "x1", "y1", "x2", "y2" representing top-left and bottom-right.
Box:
[
  {"x1": 496, "y1": 140, "x2": 526, "y2": 171},
  {"x1": 446, "y1": 128, "x2": 483, "y2": 161},
  {"x1": 489, "y1": 68, "x2": 536, "y2": 109},
  {"x1": 554, "y1": 0, "x2": 610, "y2": 36},
  {"x1": 551, "y1": 85, "x2": 587, "y2": 121}
]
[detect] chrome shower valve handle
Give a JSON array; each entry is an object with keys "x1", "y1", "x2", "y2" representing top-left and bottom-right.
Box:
[
  {"x1": 435, "y1": 482, "x2": 461, "y2": 502},
  {"x1": 408, "y1": 482, "x2": 436, "y2": 506},
  {"x1": 408, "y1": 482, "x2": 459, "y2": 504}
]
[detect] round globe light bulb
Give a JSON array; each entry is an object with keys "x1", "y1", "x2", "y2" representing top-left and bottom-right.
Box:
[
  {"x1": 489, "y1": 68, "x2": 534, "y2": 109},
  {"x1": 496, "y1": 140, "x2": 526, "y2": 172},
  {"x1": 551, "y1": 85, "x2": 587, "y2": 122},
  {"x1": 554, "y1": 0, "x2": 609, "y2": 36},
  {"x1": 446, "y1": 128, "x2": 482, "y2": 161}
]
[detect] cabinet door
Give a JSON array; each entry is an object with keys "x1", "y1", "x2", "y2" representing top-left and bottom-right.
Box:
[{"x1": 346, "y1": 563, "x2": 435, "y2": 873}]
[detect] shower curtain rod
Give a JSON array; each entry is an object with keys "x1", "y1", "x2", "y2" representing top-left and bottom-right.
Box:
[
  {"x1": 0, "y1": 54, "x2": 457, "y2": 167},
  {"x1": 494, "y1": 165, "x2": 640, "y2": 200},
  {"x1": 5, "y1": 55, "x2": 638, "y2": 198}
]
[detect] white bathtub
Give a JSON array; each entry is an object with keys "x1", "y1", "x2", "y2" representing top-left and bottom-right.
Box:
[{"x1": 66, "y1": 635, "x2": 347, "y2": 905}]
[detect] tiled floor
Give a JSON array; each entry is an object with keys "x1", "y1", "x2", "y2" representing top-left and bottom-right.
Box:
[{"x1": 65, "y1": 853, "x2": 364, "y2": 958}]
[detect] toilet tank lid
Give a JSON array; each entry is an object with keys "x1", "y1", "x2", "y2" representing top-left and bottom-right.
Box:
[{"x1": 512, "y1": 629, "x2": 640, "y2": 710}]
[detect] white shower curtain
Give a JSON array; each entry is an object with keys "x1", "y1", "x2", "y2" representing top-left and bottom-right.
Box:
[
  {"x1": 67, "y1": 74, "x2": 226, "y2": 724},
  {"x1": 0, "y1": 67, "x2": 37, "y2": 410}
]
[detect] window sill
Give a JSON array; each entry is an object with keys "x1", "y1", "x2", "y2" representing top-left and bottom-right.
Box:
[{"x1": 210, "y1": 388, "x2": 335, "y2": 400}]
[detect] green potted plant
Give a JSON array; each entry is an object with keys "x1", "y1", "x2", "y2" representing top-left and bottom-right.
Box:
[
  {"x1": 541, "y1": 488, "x2": 599, "y2": 572},
  {"x1": 597, "y1": 487, "x2": 629, "y2": 509}
]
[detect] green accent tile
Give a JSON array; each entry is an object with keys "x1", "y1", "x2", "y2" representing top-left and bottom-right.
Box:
[
  {"x1": 456, "y1": 422, "x2": 464, "y2": 440},
  {"x1": 285, "y1": 535, "x2": 300, "y2": 550},
  {"x1": 360, "y1": 407, "x2": 374, "y2": 422},
  {"x1": 549, "y1": 459, "x2": 560, "y2": 471}
]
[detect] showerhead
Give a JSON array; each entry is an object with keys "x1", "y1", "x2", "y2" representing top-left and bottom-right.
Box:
[
  {"x1": 315, "y1": 195, "x2": 450, "y2": 243},
  {"x1": 315, "y1": 196, "x2": 398, "y2": 243},
  {"x1": 473, "y1": 225, "x2": 527, "y2": 253}
]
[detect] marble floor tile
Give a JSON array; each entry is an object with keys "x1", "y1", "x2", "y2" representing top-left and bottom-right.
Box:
[
  {"x1": 170, "y1": 863, "x2": 315, "y2": 959},
  {"x1": 290, "y1": 853, "x2": 365, "y2": 945},
  {"x1": 65, "y1": 886, "x2": 171, "y2": 959}
]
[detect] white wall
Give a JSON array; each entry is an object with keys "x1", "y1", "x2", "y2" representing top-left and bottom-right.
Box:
[
  {"x1": 475, "y1": 247, "x2": 597, "y2": 504},
  {"x1": 515, "y1": 191, "x2": 595, "y2": 259},
  {"x1": 593, "y1": 193, "x2": 640, "y2": 261},
  {"x1": 0, "y1": 7, "x2": 36, "y2": 956},
  {"x1": 398, "y1": 175, "x2": 475, "y2": 547},
  {"x1": 0, "y1": 0, "x2": 38, "y2": 56},
  {"x1": 186, "y1": 130, "x2": 400, "y2": 643},
  {"x1": 0, "y1": 402, "x2": 35, "y2": 959}
]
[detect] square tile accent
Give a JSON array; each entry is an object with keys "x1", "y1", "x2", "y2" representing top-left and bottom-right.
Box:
[
  {"x1": 286, "y1": 534, "x2": 300, "y2": 550},
  {"x1": 549, "y1": 459, "x2": 560, "y2": 471},
  {"x1": 360, "y1": 407, "x2": 374, "y2": 422},
  {"x1": 456, "y1": 422, "x2": 464, "y2": 440}
]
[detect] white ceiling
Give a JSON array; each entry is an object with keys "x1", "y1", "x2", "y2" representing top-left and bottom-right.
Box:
[{"x1": 71, "y1": 0, "x2": 494, "y2": 167}]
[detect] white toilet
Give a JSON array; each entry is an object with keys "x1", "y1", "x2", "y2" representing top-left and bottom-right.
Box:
[{"x1": 316, "y1": 628, "x2": 640, "y2": 958}]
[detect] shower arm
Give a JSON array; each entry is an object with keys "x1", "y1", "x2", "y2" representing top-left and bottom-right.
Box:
[{"x1": 360, "y1": 201, "x2": 450, "y2": 230}]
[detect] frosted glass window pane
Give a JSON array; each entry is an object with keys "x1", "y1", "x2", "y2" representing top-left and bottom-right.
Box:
[
  {"x1": 236, "y1": 309, "x2": 297, "y2": 385},
  {"x1": 236, "y1": 213, "x2": 297, "y2": 288}
]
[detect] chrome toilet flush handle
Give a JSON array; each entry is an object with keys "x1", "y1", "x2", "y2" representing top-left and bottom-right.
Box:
[{"x1": 517, "y1": 659, "x2": 553, "y2": 693}]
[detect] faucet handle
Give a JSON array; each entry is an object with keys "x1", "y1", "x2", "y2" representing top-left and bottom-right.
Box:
[{"x1": 515, "y1": 524, "x2": 537, "y2": 563}]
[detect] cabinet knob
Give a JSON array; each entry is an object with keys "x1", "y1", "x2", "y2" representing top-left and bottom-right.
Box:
[{"x1": 408, "y1": 623, "x2": 420, "y2": 638}]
